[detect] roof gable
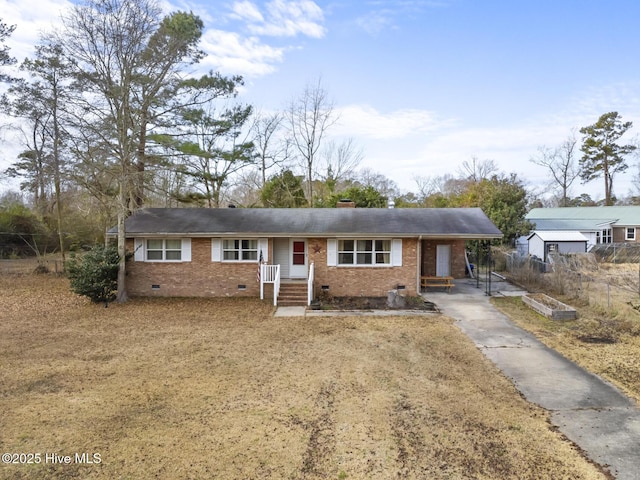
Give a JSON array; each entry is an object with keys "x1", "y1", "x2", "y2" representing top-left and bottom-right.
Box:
[{"x1": 111, "y1": 208, "x2": 503, "y2": 238}]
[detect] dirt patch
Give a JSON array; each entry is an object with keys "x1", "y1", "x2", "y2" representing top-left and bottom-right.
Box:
[{"x1": 0, "y1": 275, "x2": 608, "y2": 479}]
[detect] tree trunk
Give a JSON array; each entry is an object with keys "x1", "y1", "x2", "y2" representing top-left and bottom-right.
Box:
[
  {"x1": 52, "y1": 98, "x2": 65, "y2": 268},
  {"x1": 116, "y1": 187, "x2": 129, "y2": 303},
  {"x1": 133, "y1": 109, "x2": 149, "y2": 209},
  {"x1": 604, "y1": 161, "x2": 612, "y2": 206},
  {"x1": 307, "y1": 161, "x2": 313, "y2": 206},
  {"x1": 54, "y1": 177, "x2": 65, "y2": 267}
]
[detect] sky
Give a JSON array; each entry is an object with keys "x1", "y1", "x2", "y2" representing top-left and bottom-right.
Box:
[{"x1": 2, "y1": 0, "x2": 640, "y2": 202}]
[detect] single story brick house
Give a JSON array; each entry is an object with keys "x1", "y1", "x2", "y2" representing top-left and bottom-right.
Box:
[{"x1": 108, "y1": 205, "x2": 502, "y2": 304}]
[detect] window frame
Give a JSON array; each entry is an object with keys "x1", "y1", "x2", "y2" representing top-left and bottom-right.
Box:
[
  {"x1": 626, "y1": 227, "x2": 636, "y2": 241},
  {"x1": 337, "y1": 239, "x2": 392, "y2": 266},
  {"x1": 222, "y1": 239, "x2": 259, "y2": 262},
  {"x1": 145, "y1": 238, "x2": 183, "y2": 262},
  {"x1": 599, "y1": 228, "x2": 612, "y2": 244}
]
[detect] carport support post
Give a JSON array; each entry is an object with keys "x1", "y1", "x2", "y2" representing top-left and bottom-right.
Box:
[
  {"x1": 485, "y1": 241, "x2": 492, "y2": 296},
  {"x1": 475, "y1": 242, "x2": 480, "y2": 289}
]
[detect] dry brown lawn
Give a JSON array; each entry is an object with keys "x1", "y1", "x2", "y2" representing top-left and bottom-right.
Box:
[
  {"x1": 0, "y1": 275, "x2": 608, "y2": 479},
  {"x1": 492, "y1": 294, "x2": 640, "y2": 406}
]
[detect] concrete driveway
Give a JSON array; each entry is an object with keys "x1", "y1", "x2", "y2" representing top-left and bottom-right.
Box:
[{"x1": 427, "y1": 279, "x2": 640, "y2": 480}]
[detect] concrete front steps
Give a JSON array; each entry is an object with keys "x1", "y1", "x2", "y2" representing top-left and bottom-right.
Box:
[{"x1": 278, "y1": 282, "x2": 308, "y2": 306}]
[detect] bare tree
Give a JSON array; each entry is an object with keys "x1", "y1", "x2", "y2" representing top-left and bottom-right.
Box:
[
  {"x1": 251, "y1": 111, "x2": 290, "y2": 187},
  {"x1": 458, "y1": 156, "x2": 498, "y2": 183},
  {"x1": 530, "y1": 133, "x2": 580, "y2": 207},
  {"x1": 356, "y1": 168, "x2": 399, "y2": 200},
  {"x1": 415, "y1": 175, "x2": 442, "y2": 200},
  {"x1": 286, "y1": 77, "x2": 338, "y2": 204},
  {"x1": 226, "y1": 169, "x2": 263, "y2": 207},
  {"x1": 316, "y1": 138, "x2": 363, "y2": 193}
]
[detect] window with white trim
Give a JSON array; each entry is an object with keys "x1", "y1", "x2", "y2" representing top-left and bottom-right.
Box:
[
  {"x1": 626, "y1": 228, "x2": 636, "y2": 241},
  {"x1": 600, "y1": 228, "x2": 612, "y2": 244},
  {"x1": 223, "y1": 239, "x2": 258, "y2": 261},
  {"x1": 338, "y1": 239, "x2": 391, "y2": 265},
  {"x1": 146, "y1": 239, "x2": 182, "y2": 261}
]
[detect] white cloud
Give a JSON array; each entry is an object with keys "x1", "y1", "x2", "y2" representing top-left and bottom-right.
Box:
[
  {"x1": 354, "y1": 1, "x2": 449, "y2": 35},
  {"x1": 230, "y1": 1, "x2": 265, "y2": 23},
  {"x1": 242, "y1": 0, "x2": 325, "y2": 38},
  {"x1": 199, "y1": 29, "x2": 284, "y2": 76},
  {"x1": 355, "y1": 10, "x2": 395, "y2": 36},
  {"x1": 335, "y1": 104, "x2": 453, "y2": 139},
  {"x1": 1, "y1": 0, "x2": 72, "y2": 62}
]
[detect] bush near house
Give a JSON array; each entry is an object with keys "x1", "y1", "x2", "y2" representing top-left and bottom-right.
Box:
[{"x1": 66, "y1": 245, "x2": 120, "y2": 304}]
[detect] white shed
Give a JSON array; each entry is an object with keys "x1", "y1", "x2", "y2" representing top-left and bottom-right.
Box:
[{"x1": 527, "y1": 231, "x2": 588, "y2": 262}]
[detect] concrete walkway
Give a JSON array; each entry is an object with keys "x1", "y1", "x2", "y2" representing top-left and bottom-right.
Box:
[{"x1": 428, "y1": 279, "x2": 640, "y2": 480}]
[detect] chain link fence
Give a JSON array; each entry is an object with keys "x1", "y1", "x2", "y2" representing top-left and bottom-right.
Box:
[
  {"x1": 495, "y1": 246, "x2": 640, "y2": 314},
  {"x1": 0, "y1": 258, "x2": 64, "y2": 275}
]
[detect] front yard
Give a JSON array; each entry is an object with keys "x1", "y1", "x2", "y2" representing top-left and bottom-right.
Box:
[{"x1": 0, "y1": 275, "x2": 607, "y2": 479}]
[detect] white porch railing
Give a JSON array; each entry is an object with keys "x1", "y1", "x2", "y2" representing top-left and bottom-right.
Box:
[
  {"x1": 260, "y1": 264, "x2": 281, "y2": 306},
  {"x1": 307, "y1": 262, "x2": 315, "y2": 306}
]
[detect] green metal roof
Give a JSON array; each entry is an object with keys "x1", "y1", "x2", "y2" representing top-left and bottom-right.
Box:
[{"x1": 526, "y1": 206, "x2": 640, "y2": 227}]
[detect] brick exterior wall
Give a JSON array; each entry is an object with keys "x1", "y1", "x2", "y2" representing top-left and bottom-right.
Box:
[
  {"x1": 126, "y1": 237, "x2": 421, "y2": 298},
  {"x1": 308, "y1": 238, "x2": 419, "y2": 297},
  {"x1": 421, "y1": 239, "x2": 467, "y2": 278},
  {"x1": 126, "y1": 238, "x2": 272, "y2": 298},
  {"x1": 127, "y1": 237, "x2": 470, "y2": 298}
]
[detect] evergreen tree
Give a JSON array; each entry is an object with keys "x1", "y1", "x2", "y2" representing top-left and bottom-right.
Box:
[
  {"x1": 261, "y1": 170, "x2": 307, "y2": 207},
  {"x1": 579, "y1": 112, "x2": 636, "y2": 206}
]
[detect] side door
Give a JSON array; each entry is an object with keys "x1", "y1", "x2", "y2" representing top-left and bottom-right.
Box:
[{"x1": 436, "y1": 244, "x2": 451, "y2": 277}]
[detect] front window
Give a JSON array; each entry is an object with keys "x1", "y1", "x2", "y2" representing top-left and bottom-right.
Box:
[
  {"x1": 626, "y1": 228, "x2": 636, "y2": 241},
  {"x1": 599, "y1": 228, "x2": 612, "y2": 244},
  {"x1": 223, "y1": 239, "x2": 258, "y2": 261},
  {"x1": 146, "y1": 239, "x2": 182, "y2": 261},
  {"x1": 338, "y1": 239, "x2": 391, "y2": 265}
]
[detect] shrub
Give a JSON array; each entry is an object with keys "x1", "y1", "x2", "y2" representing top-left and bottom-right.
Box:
[{"x1": 66, "y1": 245, "x2": 120, "y2": 305}]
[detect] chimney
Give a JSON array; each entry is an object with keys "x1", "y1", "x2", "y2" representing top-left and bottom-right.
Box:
[{"x1": 336, "y1": 199, "x2": 356, "y2": 208}]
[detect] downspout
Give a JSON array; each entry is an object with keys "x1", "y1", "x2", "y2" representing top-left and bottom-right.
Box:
[{"x1": 417, "y1": 235, "x2": 422, "y2": 295}]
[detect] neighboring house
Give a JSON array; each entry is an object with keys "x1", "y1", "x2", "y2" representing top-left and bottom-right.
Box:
[
  {"x1": 527, "y1": 231, "x2": 588, "y2": 262},
  {"x1": 526, "y1": 206, "x2": 640, "y2": 250},
  {"x1": 108, "y1": 205, "x2": 502, "y2": 304}
]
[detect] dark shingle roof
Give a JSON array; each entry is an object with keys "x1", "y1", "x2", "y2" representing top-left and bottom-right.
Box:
[{"x1": 109, "y1": 207, "x2": 503, "y2": 238}]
